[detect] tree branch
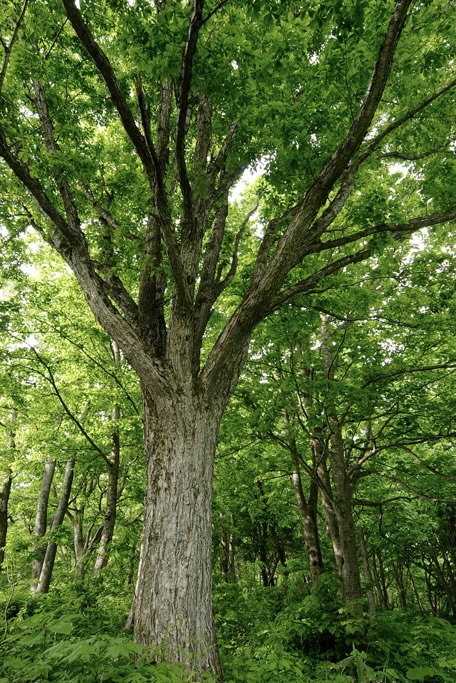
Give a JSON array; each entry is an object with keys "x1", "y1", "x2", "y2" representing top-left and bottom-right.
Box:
[
  {"x1": 61, "y1": 0, "x2": 158, "y2": 187},
  {"x1": 357, "y1": 77, "x2": 456, "y2": 165},
  {"x1": 0, "y1": 0, "x2": 29, "y2": 92},
  {"x1": 312, "y1": 209, "x2": 456, "y2": 254},
  {"x1": 176, "y1": 0, "x2": 204, "y2": 235}
]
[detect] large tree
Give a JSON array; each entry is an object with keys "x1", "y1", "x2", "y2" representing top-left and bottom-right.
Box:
[{"x1": 1, "y1": 0, "x2": 455, "y2": 676}]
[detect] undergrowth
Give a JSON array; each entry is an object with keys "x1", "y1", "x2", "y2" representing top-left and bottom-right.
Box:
[{"x1": 1, "y1": 577, "x2": 456, "y2": 682}]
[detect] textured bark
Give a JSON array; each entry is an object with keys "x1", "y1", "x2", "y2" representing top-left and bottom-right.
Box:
[
  {"x1": 34, "y1": 457, "x2": 75, "y2": 594},
  {"x1": 31, "y1": 457, "x2": 56, "y2": 586},
  {"x1": 133, "y1": 387, "x2": 223, "y2": 678}
]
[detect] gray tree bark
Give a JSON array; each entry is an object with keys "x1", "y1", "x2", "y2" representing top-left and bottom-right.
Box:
[
  {"x1": 94, "y1": 341, "x2": 122, "y2": 573},
  {"x1": 133, "y1": 386, "x2": 224, "y2": 676},
  {"x1": 34, "y1": 457, "x2": 75, "y2": 594},
  {"x1": 290, "y1": 460, "x2": 324, "y2": 584},
  {"x1": 321, "y1": 316, "x2": 363, "y2": 613},
  {"x1": 31, "y1": 457, "x2": 56, "y2": 587}
]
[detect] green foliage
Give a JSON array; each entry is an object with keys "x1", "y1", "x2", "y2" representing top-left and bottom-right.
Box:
[{"x1": 0, "y1": 610, "x2": 216, "y2": 683}]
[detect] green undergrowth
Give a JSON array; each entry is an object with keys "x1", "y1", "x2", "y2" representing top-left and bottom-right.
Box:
[
  {"x1": 1, "y1": 579, "x2": 456, "y2": 682},
  {"x1": 215, "y1": 575, "x2": 456, "y2": 682}
]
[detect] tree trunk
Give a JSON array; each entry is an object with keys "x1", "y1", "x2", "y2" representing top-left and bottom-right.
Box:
[
  {"x1": 0, "y1": 471, "x2": 12, "y2": 569},
  {"x1": 219, "y1": 526, "x2": 236, "y2": 583},
  {"x1": 290, "y1": 465, "x2": 324, "y2": 584},
  {"x1": 31, "y1": 457, "x2": 56, "y2": 586},
  {"x1": 407, "y1": 566, "x2": 425, "y2": 615},
  {"x1": 372, "y1": 549, "x2": 389, "y2": 610},
  {"x1": 34, "y1": 457, "x2": 75, "y2": 594},
  {"x1": 94, "y1": 403, "x2": 120, "y2": 573},
  {"x1": 73, "y1": 507, "x2": 86, "y2": 577},
  {"x1": 283, "y1": 405, "x2": 324, "y2": 584},
  {"x1": 1, "y1": 412, "x2": 16, "y2": 570},
  {"x1": 133, "y1": 387, "x2": 223, "y2": 678},
  {"x1": 392, "y1": 561, "x2": 407, "y2": 608},
  {"x1": 359, "y1": 529, "x2": 376, "y2": 620},
  {"x1": 321, "y1": 316, "x2": 362, "y2": 612},
  {"x1": 316, "y1": 449, "x2": 345, "y2": 576},
  {"x1": 94, "y1": 340, "x2": 122, "y2": 573}
]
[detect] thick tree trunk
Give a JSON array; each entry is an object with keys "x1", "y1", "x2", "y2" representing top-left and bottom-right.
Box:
[
  {"x1": 34, "y1": 457, "x2": 75, "y2": 594},
  {"x1": 133, "y1": 387, "x2": 223, "y2": 679},
  {"x1": 31, "y1": 457, "x2": 56, "y2": 586}
]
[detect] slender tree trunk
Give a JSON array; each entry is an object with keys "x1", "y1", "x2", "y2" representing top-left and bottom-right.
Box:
[
  {"x1": 290, "y1": 465, "x2": 324, "y2": 584},
  {"x1": 407, "y1": 566, "x2": 425, "y2": 615},
  {"x1": 372, "y1": 550, "x2": 389, "y2": 609},
  {"x1": 31, "y1": 457, "x2": 56, "y2": 587},
  {"x1": 0, "y1": 471, "x2": 12, "y2": 569},
  {"x1": 133, "y1": 387, "x2": 223, "y2": 678},
  {"x1": 93, "y1": 404, "x2": 120, "y2": 573},
  {"x1": 34, "y1": 457, "x2": 75, "y2": 594},
  {"x1": 392, "y1": 561, "x2": 407, "y2": 608},
  {"x1": 317, "y1": 451, "x2": 345, "y2": 575},
  {"x1": 359, "y1": 529, "x2": 376, "y2": 620},
  {"x1": 321, "y1": 316, "x2": 362, "y2": 613},
  {"x1": 220, "y1": 526, "x2": 236, "y2": 583},
  {"x1": 94, "y1": 340, "x2": 121, "y2": 573},
  {"x1": 73, "y1": 506, "x2": 87, "y2": 577},
  {"x1": 283, "y1": 405, "x2": 324, "y2": 584},
  {"x1": 0, "y1": 412, "x2": 16, "y2": 570}
]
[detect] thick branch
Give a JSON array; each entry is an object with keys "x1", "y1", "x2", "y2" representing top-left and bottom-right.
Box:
[
  {"x1": 176, "y1": 0, "x2": 204, "y2": 234},
  {"x1": 0, "y1": 127, "x2": 81, "y2": 249}
]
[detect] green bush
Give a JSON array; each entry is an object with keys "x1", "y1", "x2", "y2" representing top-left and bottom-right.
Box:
[{"x1": 0, "y1": 610, "x2": 215, "y2": 683}]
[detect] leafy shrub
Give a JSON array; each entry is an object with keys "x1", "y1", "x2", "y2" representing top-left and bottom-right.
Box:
[{"x1": 0, "y1": 611, "x2": 216, "y2": 683}]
